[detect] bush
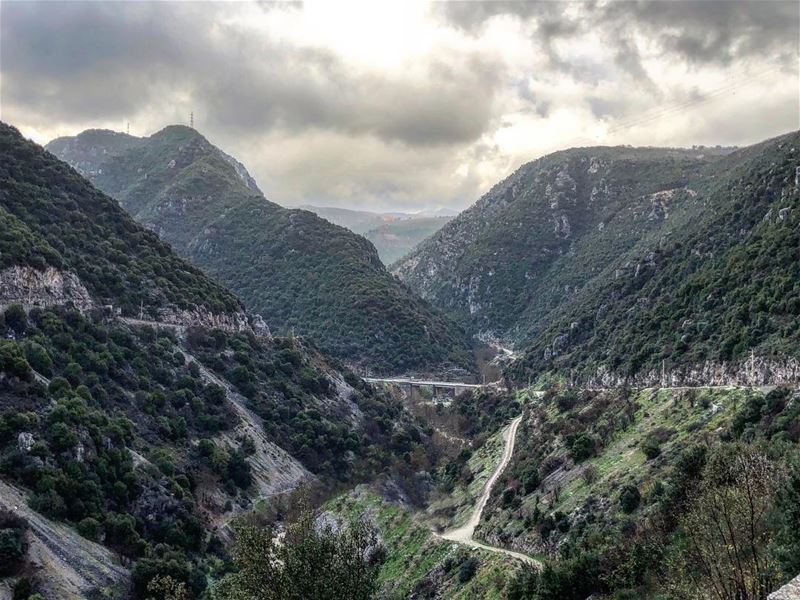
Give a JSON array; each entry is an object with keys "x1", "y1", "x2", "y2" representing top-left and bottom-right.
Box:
[
  {"x1": 12, "y1": 578, "x2": 32, "y2": 600},
  {"x1": 0, "y1": 509, "x2": 28, "y2": 576},
  {"x1": 22, "y1": 341, "x2": 53, "y2": 377},
  {"x1": 458, "y1": 556, "x2": 480, "y2": 583},
  {"x1": 641, "y1": 438, "x2": 661, "y2": 460},
  {"x1": 569, "y1": 434, "x2": 597, "y2": 462},
  {"x1": 521, "y1": 463, "x2": 541, "y2": 493},
  {"x1": 582, "y1": 465, "x2": 599, "y2": 484},
  {"x1": 77, "y1": 516, "x2": 102, "y2": 541},
  {"x1": 619, "y1": 485, "x2": 641, "y2": 513},
  {"x1": 4, "y1": 305, "x2": 27, "y2": 334}
]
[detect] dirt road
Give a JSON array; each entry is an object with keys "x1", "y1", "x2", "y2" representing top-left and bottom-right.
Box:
[{"x1": 439, "y1": 415, "x2": 539, "y2": 567}]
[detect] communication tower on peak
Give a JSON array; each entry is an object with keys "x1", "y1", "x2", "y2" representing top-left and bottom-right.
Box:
[
  {"x1": 190, "y1": 112, "x2": 194, "y2": 129},
  {"x1": 126, "y1": 122, "x2": 130, "y2": 135}
]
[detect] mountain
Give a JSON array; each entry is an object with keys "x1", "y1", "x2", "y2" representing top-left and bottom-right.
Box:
[
  {"x1": 298, "y1": 205, "x2": 402, "y2": 234},
  {"x1": 364, "y1": 215, "x2": 453, "y2": 265},
  {"x1": 300, "y1": 205, "x2": 454, "y2": 264},
  {"x1": 394, "y1": 134, "x2": 800, "y2": 382},
  {"x1": 0, "y1": 122, "x2": 437, "y2": 598},
  {"x1": 46, "y1": 127, "x2": 474, "y2": 375}
]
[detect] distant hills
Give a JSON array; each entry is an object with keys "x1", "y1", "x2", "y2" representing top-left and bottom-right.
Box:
[
  {"x1": 300, "y1": 205, "x2": 455, "y2": 264},
  {"x1": 47, "y1": 126, "x2": 473, "y2": 375},
  {"x1": 394, "y1": 133, "x2": 800, "y2": 383}
]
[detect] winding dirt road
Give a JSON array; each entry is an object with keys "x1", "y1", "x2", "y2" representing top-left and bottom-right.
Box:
[{"x1": 439, "y1": 415, "x2": 540, "y2": 567}]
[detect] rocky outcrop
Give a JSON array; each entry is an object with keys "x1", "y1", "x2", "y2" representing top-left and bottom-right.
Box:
[
  {"x1": 156, "y1": 305, "x2": 264, "y2": 334},
  {"x1": 581, "y1": 357, "x2": 800, "y2": 389},
  {"x1": 0, "y1": 266, "x2": 93, "y2": 311},
  {"x1": 769, "y1": 575, "x2": 800, "y2": 600},
  {"x1": 0, "y1": 266, "x2": 272, "y2": 338},
  {"x1": 121, "y1": 305, "x2": 272, "y2": 339},
  {"x1": 0, "y1": 478, "x2": 129, "y2": 599}
]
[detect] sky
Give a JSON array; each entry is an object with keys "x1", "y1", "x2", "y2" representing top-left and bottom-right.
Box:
[{"x1": 1, "y1": 1, "x2": 798, "y2": 212}]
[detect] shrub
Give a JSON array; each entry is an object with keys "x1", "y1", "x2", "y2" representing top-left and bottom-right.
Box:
[
  {"x1": 0, "y1": 510, "x2": 27, "y2": 576},
  {"x1": 521, "y1": 464, "x2": 541, "y2": 493},
  {"x1": 77, "y1": 517, "x2": 102, "y2": 541},
  {"x1": 641, "y1": 438, "x2": 661, "y2": 460},
  {"x1": 570, "y1": 434, "x2": 597, "y2": 462},
  {"x1": 4, "y1": 305, "x2": 27, "y2": 334},
  {"x1": 619, "y1": 485, "x2": 641, "y2": 513},
  {"x1": 22, "y1": 341, "x2": 53, "y2": 377},
  {"x1": 458, "y1": 556, "x2": 480, "y2": 583}
]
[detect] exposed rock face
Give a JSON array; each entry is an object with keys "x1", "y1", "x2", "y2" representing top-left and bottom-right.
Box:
[
  {"x1": 582, "y1": 357, "x2": 800, "y2": 388},
  {"x1": 17, "y1": 432, "x2": 34, "y2": 453},
  {"x1": 0, "y1": 266, "x2": 94, "y2": 311},
  {"x1": 218, "y1": 148, "x2": 263, "y2": 194},
  {"x1": 769, "y1": 575, "x2": 800, "y2": 600},
  {"x1": 0, "y1": 266, "x2": 266, "y2": 338},
  {"x1": 0, "y1": 479, "x2": 129, "y2": 599},
  {"x1": 156, "y1": 305, "x2": 259, "y2": 334}
]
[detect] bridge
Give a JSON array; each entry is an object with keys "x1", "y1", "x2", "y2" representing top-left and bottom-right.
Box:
[{"x1": 364, "y1": 377, "x2": 492, "y2": 396}]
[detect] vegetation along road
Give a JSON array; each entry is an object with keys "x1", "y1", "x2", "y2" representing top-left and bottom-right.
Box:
[{"x1": 439, "y1": 415, "x2": 540, "y2": 567}]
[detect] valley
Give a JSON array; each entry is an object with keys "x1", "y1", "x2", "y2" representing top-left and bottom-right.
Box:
[
  {"x1": 0, "y1": 120, "x2": 798, "y2": 600},
  {"x1": 2, "y1": 2, "x2": 798, "y2": 599},
  {"x1": 298, "y1": 205, "x2": 455, "y2": 265}
]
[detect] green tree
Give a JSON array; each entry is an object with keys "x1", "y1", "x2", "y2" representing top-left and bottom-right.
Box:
[
  {"x1": 212, "y1": 506, "x2": 385, "y2": 600},
  {"x1": 4, "y1": 305, "x2": 27, "y2": 335},
  {"x1": 619, "y1": 485, "x2": 641, "y2": 513}
]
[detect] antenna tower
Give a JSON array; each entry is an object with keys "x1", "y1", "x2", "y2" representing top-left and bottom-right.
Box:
[
  {"x1": 126, "y1": 122, "x2": 130, "y2": 135},
  {"x1": 190, "y1": 112, "x2": 194, "y2": 128}
]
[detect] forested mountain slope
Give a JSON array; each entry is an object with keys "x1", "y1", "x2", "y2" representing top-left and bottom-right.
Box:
[
  {"x1": 46, "y1": 127, "x2": 473, "y2": 374},
  {"x1": 394, "y1": 145, "x2": 732, "y2": 339},
  {"x1": 513, "y1": 132, "x2": 800, "y2": 384},
  {"x1": 0, "y1": 122, "x2": 435, "y2": 598},
  {"x1": 394, "y1": 133, "x2": 799, "y2": 383}
]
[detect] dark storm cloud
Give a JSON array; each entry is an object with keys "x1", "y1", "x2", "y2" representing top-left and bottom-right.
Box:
[
  {"x1": 601, "y1": 0, "x2": 800, "y2": 65},
  {"x1": 1, "y1": 2, "x2": 212, "y2": 120},
  {"x1": 0, "y1": 1, "x2": 503, "y2": 147},
  {"x1": 198, "y1": 45, "x2": 502, "y2": 146},
  {"x1": 436, "y1": 1, "x2": 799, "y2": 74}
]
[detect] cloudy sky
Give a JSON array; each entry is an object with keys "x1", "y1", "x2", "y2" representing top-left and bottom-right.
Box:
[{"x1": 2, "y1": 1, "x2": 798, "y2": 212}]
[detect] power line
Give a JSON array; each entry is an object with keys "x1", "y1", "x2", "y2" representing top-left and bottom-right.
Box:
[{"x1": 564, "y1": 65, "x2": 783, "y2": 148}]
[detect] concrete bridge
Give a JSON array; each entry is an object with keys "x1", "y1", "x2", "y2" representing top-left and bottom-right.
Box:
[{"x1": 364, "y1": 376, "x2": 492, "y2": 397}]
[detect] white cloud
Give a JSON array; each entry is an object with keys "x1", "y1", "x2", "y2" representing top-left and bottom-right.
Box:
[{"x1": 2, "y1": 0, "x2": 797, "y2": 212}]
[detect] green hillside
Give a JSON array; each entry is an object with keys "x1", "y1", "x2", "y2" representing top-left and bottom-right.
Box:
[
  {"x1": 2, "y1": 123, "x2": 241, "y2": 315},
  {"x1": 394, "y1": 133, "x2": 799, "y2": 382},
  {"x1": 475, "y1": 384, "x2": 800, "y2": 599},
  {"x1": 47, "y1": 127, "x2": 474, "y2": 375},
  {"x1": 0, "y1": 122, "x2": 438, "y2": 598},
  {"x1": 513, "y1": 132, "x2": 800, "y2": 383}
]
